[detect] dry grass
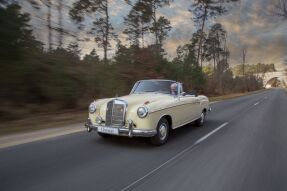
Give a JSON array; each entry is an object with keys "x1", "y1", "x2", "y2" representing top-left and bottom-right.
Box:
[
  {"x1": 0, "y1": 110, "x2": 86, "y2": 136},
  {"x1": 209, "y1": 89, "x2": 267, "y2": 102}
]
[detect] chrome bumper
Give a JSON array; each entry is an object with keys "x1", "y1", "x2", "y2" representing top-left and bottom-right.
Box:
[{"x1": 84, "y1": 119, "x2": 156, "y2": 138}]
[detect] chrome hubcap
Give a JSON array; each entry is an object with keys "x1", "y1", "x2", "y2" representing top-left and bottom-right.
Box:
[{"x1": 159, "y1": 124, "x2": 167, "y2": 140}]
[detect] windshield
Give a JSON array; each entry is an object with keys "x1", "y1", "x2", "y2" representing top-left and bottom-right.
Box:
[{"x1": 131, "y1": 80, "x2": 175, "y2": 94}]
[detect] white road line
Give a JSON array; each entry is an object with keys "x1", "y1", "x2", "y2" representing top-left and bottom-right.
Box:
[
  {"x1": 121, "y1": 122, "x2": 229, "y2": 191},
  {"x1": 194, "y1": 122, "x2": 229, "y2": 145},
  {"x1": 254, "y1": 102, "x2": 260, "y2": 106}
]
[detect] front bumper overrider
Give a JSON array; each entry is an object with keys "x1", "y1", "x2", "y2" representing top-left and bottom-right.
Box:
[{"x1": 84, "y1": 118, "x2": 156, "y2": 138}]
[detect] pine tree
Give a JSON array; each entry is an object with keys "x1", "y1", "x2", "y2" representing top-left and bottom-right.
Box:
[
  {"x1": 150, "y1": 16, "x2": 172, "y2": 50},
  {"x1": 190, "y1": 0, "x2": 239, "y2": 67},
  {"x1": 205, "y1": 23, "x2": 226, "y2": 71},
  {"x1": 123, "y1": 8, "x2": 141, "y2": 47},
  {"x1": 148, "y1": 0, "x2": 172, "y2": 46},
  {"x1": 124, "y1": 0, "x2": 152, "y2": 47},
  {"x1": 83, "y1": 49, "x2": 99, "y2": 64},
  {"x1": 273, "y1": 0, "x2": 287, "y2": 19},
  {"x1": 0, "y1": 4, "x2": 42, "y2": 59},
  {"x1": 70, "y1": 0, "x2": 116, "y2": 62},
  {"x1": 67, "y1": 42, "x2": 81, "y2": 59}
]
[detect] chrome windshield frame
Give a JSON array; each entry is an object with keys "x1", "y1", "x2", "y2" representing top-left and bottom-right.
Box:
[{"x1": 129, "y1": 79, "x2": 177, "y2": 95}]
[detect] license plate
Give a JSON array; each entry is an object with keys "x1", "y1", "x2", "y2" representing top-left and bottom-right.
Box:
[{"x1": 98, "y1": 126, "x2": 119, "y2": 135}]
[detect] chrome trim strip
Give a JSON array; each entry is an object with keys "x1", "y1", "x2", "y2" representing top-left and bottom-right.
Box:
[{"x1": 149, "y1": 101, "x2": 200, "y2": 113}]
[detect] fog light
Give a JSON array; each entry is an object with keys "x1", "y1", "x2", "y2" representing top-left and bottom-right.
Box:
[{"x1": 96, "y1": 116, "x2": 102, "y2": 124}]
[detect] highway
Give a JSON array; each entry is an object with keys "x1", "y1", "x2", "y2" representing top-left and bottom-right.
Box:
[{"x1": 0, "y1": 89, "x2": 287, "y2": 191}]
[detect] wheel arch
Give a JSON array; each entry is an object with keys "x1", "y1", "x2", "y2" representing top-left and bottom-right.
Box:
[
  {"x1": 158, "y1": 114, "x2": 173, "y2": 129},
  {"x1": 203, "y1": 108, "x2": 207, "y2": 114}
]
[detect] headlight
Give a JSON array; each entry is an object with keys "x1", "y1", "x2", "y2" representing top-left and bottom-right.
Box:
[
  {"x1": 137, "y1": 106, "x2": 148, "y2": 118},
  {"x1": 89, "y1": 102, "x2": 97, "y2": 113}
]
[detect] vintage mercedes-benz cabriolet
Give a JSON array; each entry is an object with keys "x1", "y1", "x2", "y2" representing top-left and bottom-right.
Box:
[{"x1": 85, "y1": 80, "x2": 210, "y2": 145}]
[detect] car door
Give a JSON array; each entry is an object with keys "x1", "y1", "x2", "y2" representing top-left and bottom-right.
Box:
[
  {"x1": 178, "y1": 95, "x2": 201, "y2": 123},
  {"x1": 172, "y1": 83, "x2": 201, "y2": 127}
]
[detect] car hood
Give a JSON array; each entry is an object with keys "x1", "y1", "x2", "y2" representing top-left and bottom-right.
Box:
[{"x1": 117, "y1": 93, "x2": 172, "y2": 106}]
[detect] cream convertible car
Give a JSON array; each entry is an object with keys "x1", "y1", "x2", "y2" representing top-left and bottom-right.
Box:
[{"x1": 85, "y1": 80, "x2": 210, "y2": 145}]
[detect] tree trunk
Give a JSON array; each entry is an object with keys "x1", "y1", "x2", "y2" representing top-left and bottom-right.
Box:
[
  {"x1": 152, "y1": 2, "x2": 158, "y2": 46},
  {"x1": 57, "y1": 0, "x2": 63, "y2": 48},
  {"x1": 213, "y1": 50, "x2": 216, "y2": 74},
  {"x1": 104, "y1": 0, "x2": 109, "y2": 63},
  {"x1": 197, "y1": 6, "x2": 207, "y2": 68},
  {"x1": 242, "y1": 47, "x2": 247, "y2": 76},
  {"x1": 224, "y1": 34, "x2": 228, "y2": 69},
  {"x1": 141, "y1": 20, "x2": 144, "y2": 48},
  {"x1": 47, "y1": 0, "x2": 52, "y2": 51}
]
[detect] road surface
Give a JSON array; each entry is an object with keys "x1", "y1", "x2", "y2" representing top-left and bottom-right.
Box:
[{"x1": 1, "y1": 89, "x2": 287, "y2": 191}]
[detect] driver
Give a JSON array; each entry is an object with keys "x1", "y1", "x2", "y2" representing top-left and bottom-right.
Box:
[{"x1": 170, "y1": 83, "x2": 178, "y2": 95}]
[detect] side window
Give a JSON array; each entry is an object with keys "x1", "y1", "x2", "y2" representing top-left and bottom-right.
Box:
[{"x1": 180, "y1": 83, "x2": 184, "y2": 93}]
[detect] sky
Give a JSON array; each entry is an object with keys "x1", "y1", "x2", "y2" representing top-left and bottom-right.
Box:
[{"x1": 21, "y1": 0, "x2": 287, "y2": 70}]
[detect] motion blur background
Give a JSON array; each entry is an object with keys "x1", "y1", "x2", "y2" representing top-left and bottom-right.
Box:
[{"x1": 0, "y1": 0, "x2": 286, "y2": 123}]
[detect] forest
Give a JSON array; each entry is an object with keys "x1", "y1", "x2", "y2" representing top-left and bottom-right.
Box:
[{"x1": 0, "y1": 0, "x2": 279, "y2": 121}]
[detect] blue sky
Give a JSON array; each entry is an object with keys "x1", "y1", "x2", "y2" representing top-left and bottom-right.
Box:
[{"x1": 21, "y1": 0, "x2": 287, "y2": 70}]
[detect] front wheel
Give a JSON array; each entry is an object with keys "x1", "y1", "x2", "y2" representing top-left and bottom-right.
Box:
[
  {"x1": 195, "y1": 112, "x2": 205, "y2": 127},
  {"x1": 150, "y1": 118, "x2": 170, "y2": 146}
]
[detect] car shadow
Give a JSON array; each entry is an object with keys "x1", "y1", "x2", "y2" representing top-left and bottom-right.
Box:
[
  {"x1": 93, "y1": 134, "x2": 152, "y2": 149},
  {"x1": 91, "y1": 119, "x2": 221, "y2": 149}
]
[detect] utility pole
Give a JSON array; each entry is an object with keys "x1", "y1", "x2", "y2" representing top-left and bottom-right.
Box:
[
  {"x1": 242, "y1": 46, "x2": 247, "y2": 91},
  {"x1": 242, "y1": 47, "x2": 247, "y2": 76}
]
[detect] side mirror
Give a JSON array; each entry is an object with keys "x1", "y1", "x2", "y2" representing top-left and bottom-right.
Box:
[{"x1": 190, "y1": 90, "x2": 198, "y2": 97}]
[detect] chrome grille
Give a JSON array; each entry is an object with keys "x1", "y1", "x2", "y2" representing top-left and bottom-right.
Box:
[
  {"x1": 105, "y1": 101, "x2": 113, "y2": 126},
  {"x1": 105, "y1": 100, "x2": 126, "y2": 127}
]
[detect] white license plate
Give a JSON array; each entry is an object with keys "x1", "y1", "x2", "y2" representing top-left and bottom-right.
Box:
[{"x1": 98, "y1": 126, "x2": 119, "y2": 135}]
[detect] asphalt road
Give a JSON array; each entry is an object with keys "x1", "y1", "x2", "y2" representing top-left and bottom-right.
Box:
[{"x1": 1, "y1": 89, "x2": 287, "y2": 191}]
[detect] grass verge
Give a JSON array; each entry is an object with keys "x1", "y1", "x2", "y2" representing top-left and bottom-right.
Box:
[
  {"x1": 209, "y1": 89, "x2": 268, "y2": 102},
  {"x1": 0, "y1": 111, "x2": 86, "y2": 136}
]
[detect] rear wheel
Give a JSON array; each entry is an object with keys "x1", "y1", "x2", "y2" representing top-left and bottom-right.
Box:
[
  {"x1": 150, "y1": 118, "x2": 169, "y2": 146},
  {"x1": 195, "y1": 111, "x2": 205, "y2": 127}
]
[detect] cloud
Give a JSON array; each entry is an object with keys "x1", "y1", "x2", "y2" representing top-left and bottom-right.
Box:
[{"x1": 216, "y1": 0, "x2": 287, "y2": 70}]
